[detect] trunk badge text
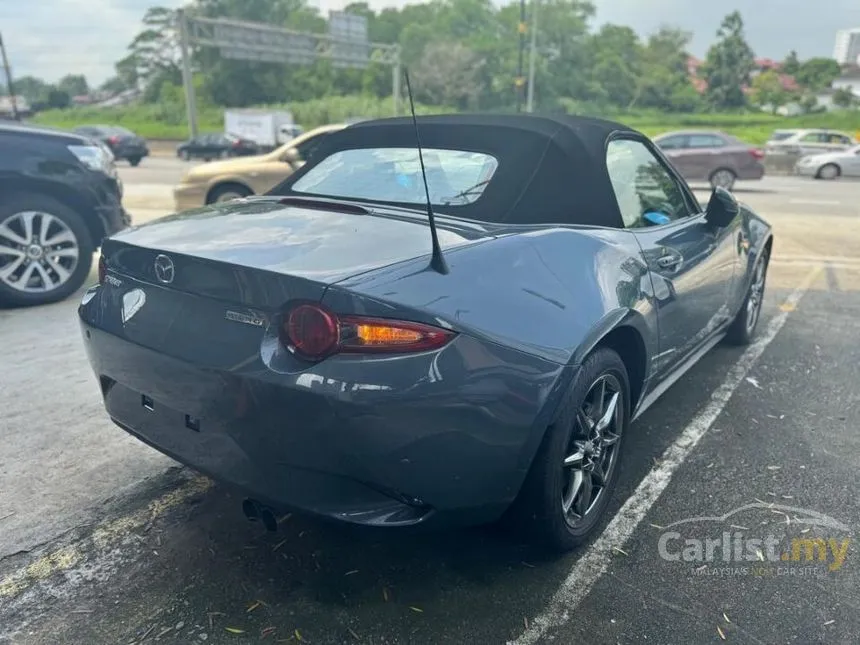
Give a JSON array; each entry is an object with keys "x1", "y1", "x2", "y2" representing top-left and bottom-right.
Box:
[
  {"x1": 154, "y1": 254, "x2": 175, "y2": 284},
  {"x1": 225, "y1": 310, "x2": 266, "y2": 327}
]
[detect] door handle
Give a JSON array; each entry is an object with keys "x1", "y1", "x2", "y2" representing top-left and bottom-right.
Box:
[{"x1": 656, "y1": 254, "x2": 683, "y2": 270}]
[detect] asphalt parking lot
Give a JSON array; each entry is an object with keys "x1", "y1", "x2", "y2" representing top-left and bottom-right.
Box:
[{"x1": 1, "y1": 165, "x2": 858, "y2": 645}]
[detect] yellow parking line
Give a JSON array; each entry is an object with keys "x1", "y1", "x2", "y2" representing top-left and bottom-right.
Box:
[{"x1": 0, "y1": 476, "x2": 212, "y2": 600}]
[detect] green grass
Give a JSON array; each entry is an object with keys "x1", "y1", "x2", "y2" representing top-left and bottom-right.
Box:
[{"x1": 31, "y1": 96, "x2": 860, "y2": 144}]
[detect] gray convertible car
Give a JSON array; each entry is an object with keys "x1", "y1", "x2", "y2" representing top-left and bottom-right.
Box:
[{"x1": 78, "y1": 114, "x2": 773, "y2": 551}]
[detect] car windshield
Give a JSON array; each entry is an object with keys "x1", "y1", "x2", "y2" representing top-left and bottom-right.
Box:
[{"x1": 291, "y1": 147, "x2": 500, "y2": 206}]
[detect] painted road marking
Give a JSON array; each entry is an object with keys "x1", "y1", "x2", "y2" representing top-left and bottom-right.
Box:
[
  {"x1": 0, "y1": 476, "x2": 211, "y2": 601},
  {"x1": 788, "y1": 198, "x2": 841, "y2": 206},
  {"x1": 509, "y1": 266, "x2": 822, "y2": 645}
]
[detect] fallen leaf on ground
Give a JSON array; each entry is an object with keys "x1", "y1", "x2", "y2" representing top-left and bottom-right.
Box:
[
  {"x1": 382, "y1": 587, "x2": 390, "y2": 601},
  {"x1": 823, "y1": 620, "x2": 835, "y2": 626},
  {"x1": 247, "y1": 601, "x2": 261, "y2": 613},
  {"x1": 225, "y1": 627, "x2": 245, "y2": 634},
  {"x1": 409, "y1": 606, "x2": 424, "y2": 613},
  {"x1": 347, "y1": 627, "x2": 361, "y2": 640},
  {"x1": 723, "y1": 612, "x2": 731, "y2": 623},
  {"x1": 745, "y1": 377, "x2": 761, "y2": 388},
  {"x1": 717, "y1": 625, "x2": 727, "y2": 640}
]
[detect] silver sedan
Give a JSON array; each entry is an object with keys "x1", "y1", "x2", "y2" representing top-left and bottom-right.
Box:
[{"x1": 795, "y1": 145, "x2": 860, "y2": 179}]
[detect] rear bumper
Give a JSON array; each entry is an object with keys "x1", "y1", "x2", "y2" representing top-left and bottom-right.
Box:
[
  {"x1": 78, "y1": 289, "x2": 569, "y2": 529},
  {"x1": 111, "y1": 144, "x2": 150, "y2": 159}
]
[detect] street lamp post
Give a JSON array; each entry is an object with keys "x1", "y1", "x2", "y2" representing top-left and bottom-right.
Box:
[
  {"x1": 525, "y1": 0, "x2": 540, "y2": 113},
  {"x1": 516, "y1": 0, "x2": 526, "y2": 112}
]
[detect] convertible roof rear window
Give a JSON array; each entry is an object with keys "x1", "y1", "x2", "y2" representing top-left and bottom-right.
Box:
[{"x1": 291, "y1": 147, "x2": 500, "y2": 207}]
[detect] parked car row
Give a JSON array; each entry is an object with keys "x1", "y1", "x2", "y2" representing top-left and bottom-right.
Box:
[{"x1": 652, "y1": 127, "x2": 860, "y2": 189}]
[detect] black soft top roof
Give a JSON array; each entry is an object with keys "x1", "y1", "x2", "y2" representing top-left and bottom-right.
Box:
[{"x1": 275, "y1": 113, "x2": 646, "y2": 229}]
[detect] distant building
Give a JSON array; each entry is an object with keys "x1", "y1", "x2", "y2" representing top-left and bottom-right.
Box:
[
  {"x1": 833, "y1": 28, "x2": 860, "y2": 66},
  {"x1": 0, "y1": 95, "x2": 31, "y2": 117}
]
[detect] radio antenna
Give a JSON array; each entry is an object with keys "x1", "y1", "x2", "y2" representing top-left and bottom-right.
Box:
[{"x1": 404, "y1": 69, "x2": 448, "y2": 275}]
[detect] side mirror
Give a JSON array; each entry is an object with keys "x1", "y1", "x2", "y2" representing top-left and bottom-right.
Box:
[
  {"x1": 280, "y1": 147, "x2": 300, "y2": 164},
  {"x1": 705, "y1": 186, "x2": 739, "y2": 228}
]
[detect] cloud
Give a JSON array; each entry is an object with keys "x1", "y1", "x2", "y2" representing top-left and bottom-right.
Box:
[{"x1": 1, "y1": 0, "x2": 855, "y2": 85}]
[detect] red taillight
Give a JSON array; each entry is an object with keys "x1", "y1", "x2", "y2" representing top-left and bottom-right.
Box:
[
  {"x1": 232, "y1": 140, "x2": 241, "y2": 148},
  {"x1": 282, "y1": 304, "x2": 456, "y2": 360},
  {"x1": 750, "y1": 148, "x2": 764, "y2": 160},
  {"x1": 97, "y1": 255, "x2": 106, "y2": 284},
  {"x1": 286, "y1": 304, "x2": 339, "y2": 358},
  {"x1": 108, "y1": 135, "x2": 120, "y2": 145}
]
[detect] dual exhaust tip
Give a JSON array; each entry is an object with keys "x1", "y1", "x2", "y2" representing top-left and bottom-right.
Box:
[{"x1": 242, "y1": 498, "x2": 279, "y2": 532}]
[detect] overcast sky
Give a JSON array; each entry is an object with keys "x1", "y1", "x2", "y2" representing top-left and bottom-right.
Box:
[{"x1": 2, "y1": 0, "x2": 858, "y2": 85}]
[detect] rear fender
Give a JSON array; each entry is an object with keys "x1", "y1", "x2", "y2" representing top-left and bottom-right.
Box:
[{"x1": 325, "y1": 228, "x2": 659, "y2": 500}]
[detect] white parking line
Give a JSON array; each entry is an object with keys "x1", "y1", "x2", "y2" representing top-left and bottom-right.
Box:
[
  {"x1": 788, "y1": 198, "x2": 841, "y2": 206},
  {"x1": 509, "y1": 265, "x2": 822, "y2": 645}
]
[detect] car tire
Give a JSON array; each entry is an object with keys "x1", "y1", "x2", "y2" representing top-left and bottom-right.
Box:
[
  {"x1": 724, "y1": 247, "x2": 770, "y2": 346},
  {"x1": 816, "y1": 163, "x2": 840, "y2": 180},
  {"x1": 207, "y1": 183, "x2": 253, "y2": 204},
  {"x1": 128, "y1": 156, "x2": 142, "y2": 167},
  {"x1": 0, "y1": 193, "x2": 95, "y2": 308},
  {"x1": 179, "y1": 150, "x2": 191, "y2": 161},
  {"x1": 709, "y1": 168, "x2": 737, "y2": 191},
  {"x1": 505, "y1": 346, "x2": 630, "y2": 552}
]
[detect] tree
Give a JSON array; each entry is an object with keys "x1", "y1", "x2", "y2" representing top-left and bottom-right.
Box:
[
  {"x1": 630, "y1": 26, "x2": 700, "y2": 112},
  {"x1": 795, "y1": 57, "x2": 842, "y2": 92},
  {"x1": 750, "y1": 69, "x2": 790, "y2": 113},
  {"x1": 782, "y1": 50, "x2": 800, "y2": 76},
  {"x1": 411, "y1": 40, "x2": 484, "y2": 109},
  {"x1": 586, "y1": 24, "x2": 641, "y2": 107},
  {"x1": 701, "y1": 11, "x2": 755, "y2": 109},
  {"x1": 832, "y1": 87, "x2": 857, "y2": 109},
  {"x1": 57, "y1": 74, "x2": 89, "y2": 97},
  {"x1": 124, "y1": 6, "x2": 182, "y2": 97}
]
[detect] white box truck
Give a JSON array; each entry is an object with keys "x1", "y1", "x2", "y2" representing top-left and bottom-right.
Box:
[{"x1": 224, "y1": 109, "x2": 296, "y2": 151}]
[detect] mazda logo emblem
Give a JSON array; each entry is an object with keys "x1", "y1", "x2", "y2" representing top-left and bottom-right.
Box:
[{"x1": 153, "y1": 254, "x2": 175, "y2": 284}]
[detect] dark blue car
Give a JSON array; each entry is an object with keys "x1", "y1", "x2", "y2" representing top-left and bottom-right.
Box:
[{"x1": 78, "y1": 114, "x2": 773, "y2": 551}]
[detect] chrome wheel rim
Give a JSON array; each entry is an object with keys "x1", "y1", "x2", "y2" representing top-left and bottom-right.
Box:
[
  {"x1": 712, "y1": 170, "x2": 734, "y2": 189},
  {"x1": 0, "y1": 211, "x2": 80, "y2": 293},
  {"x1": 561, "y1": 374, "x2": 623, "y2": 528},
  {"x1": 746, "y1": 257, "x2": 767, "y2": 333},
  {"x1": 820, "y1": 165, "x2": 837, "y2": 179}
]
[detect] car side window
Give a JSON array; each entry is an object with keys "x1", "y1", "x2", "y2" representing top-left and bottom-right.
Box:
[
  {"x1": 799, "y1": 133, "x2": 820, "y2": 143},
  {"x1": 688, "y1": 134, "x2": 725, "y2": 148},
  {"x1": 606, "y1": 139, "x2": 692, "y2": 229},
  {"x1": 656, "y1": 135, "x2": 686, "y2": 150}
]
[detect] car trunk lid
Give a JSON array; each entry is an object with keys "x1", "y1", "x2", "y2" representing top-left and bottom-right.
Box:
[{"x1": 98, "y1": 197, "x2": 487, "y2": 364}]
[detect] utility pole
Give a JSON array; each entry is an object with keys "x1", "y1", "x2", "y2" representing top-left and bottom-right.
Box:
[
  {"x1": 177, "y1": 9, "x2": 199, "y2": 138},
  {"x1": 525, "y1": 0, "x2": 540, "y2": 113},
  {"x1": 0, "y1": 32, "x2": 21, "y2": 120},
  {"x1": 516, "y1": 0, "x2": 526, "y2": 112}
]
